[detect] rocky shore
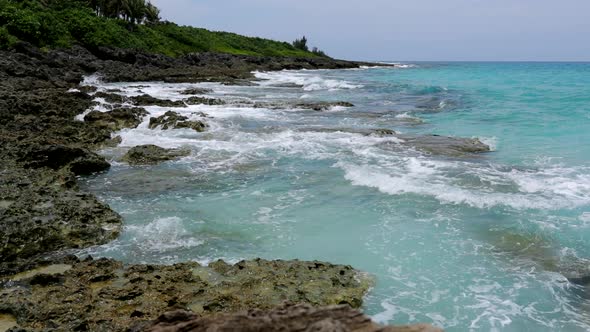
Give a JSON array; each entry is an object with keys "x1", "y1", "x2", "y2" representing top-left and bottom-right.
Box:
[{"x1": 0, "y1": 43, "x2": 448, "y2": 331}]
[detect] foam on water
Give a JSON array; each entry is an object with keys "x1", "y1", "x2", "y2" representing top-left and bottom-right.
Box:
[{"x1": 254, "y1": 70, "x2": 363, "y2": 91}]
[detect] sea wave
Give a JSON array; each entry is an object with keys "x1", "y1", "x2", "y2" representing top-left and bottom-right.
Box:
[{"x1": 253, "y1": 70, "x2": 363, "y2": 91}]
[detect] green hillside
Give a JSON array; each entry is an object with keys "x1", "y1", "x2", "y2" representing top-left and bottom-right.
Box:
[{"x1": 0, "y1": 0, "x2": 323, "y2": 57}]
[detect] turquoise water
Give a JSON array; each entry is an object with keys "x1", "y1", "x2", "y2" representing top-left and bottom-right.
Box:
[{"x1": 80, "y1": 63, "x2": 590, "y2": 331}]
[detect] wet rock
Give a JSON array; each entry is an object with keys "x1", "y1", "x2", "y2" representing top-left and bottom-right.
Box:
[
  {"x1": 140, "y1": 304, "x2": 442, "y2": 332},
  {"x1": 180, "y1": 88, "x2": 213, "y2": 95},
  {"x1": 122, "y1": 145, "x2": 190, "y2": 165},
  {"x1": 94, "y1": 91, "x2": 128, "y2": 104},
  {"x1": 295, "y1": 101, "x2": 355, "y2": 111},
  {"x1": 0, "y1": 168, "x2": 122, "y2": 271},
  {"x1": 299, "y1": 127, "x2": 396, "y2": 137},
  {"x1": 398, "y1": 135, "x2": 490, "y2": 157},
  {"x1": 148, "y1": 111, "x2": 208, "y2": 132},
  {"x1": 269, "y1": 82, "x2": 305, "y2": 88},
  {"x1": 0, "y1": 258, "x2": 372, "y2": 332},
  {"x1": 130, "y1": 94, "x2": 186, "y2": 107},
  {"x1": 183, "y1": 96, "x2": 225, "y2": 106},
  {"x1": 84, "y1": 107, "x2": 148, "y2": 131},
  {"x1": 248, "y1": 101, "x2": 354, "y2": 111},
  {"x1": 19, "y1": 144, "x2": 110, "y2": 175}
]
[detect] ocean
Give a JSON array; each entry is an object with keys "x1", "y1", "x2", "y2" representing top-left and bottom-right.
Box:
[{"x1": 79, "y1": 62, "x2": 590, "y2": 331}]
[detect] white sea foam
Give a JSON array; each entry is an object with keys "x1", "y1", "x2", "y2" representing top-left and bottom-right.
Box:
[
  {"x1": 253, "y1": 70, "x2": 363, "y2": 91},
  {"x1": 337, "y1": 158, "x2": 590, "y2": 210},
  {"x1": 81, "y1": 73, "x2": 103, "y2": 86},
  {"x1": 78, "y1": 74, "x2": 590, "y2": 213},
  {"x1": 126, "y1": 216, "x2": 203, "y2": 251},
  {"x1": 478, "y1": 136, "x2": 498, "y2": 151}
]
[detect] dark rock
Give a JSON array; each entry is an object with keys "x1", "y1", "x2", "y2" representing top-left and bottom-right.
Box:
[
  {"x1": 180, "y1": 88, "x2": 213, "y2": 95},
  {"x1": 141, "y1": 304, "x2": 442, "y2": 332},
  {"x1": 397, "y1": 135, "x2": 490, "y2": 157},
  {"x1": 94, "y1": 91, "x2": 128, "y2": 104},
  {"x1": 130, "y1": 94, "x2": 186, "y2": 107},
  {"x1": 122, "y1": 145, "x2": 190, "y2": 165},
  {"x1": 19, "y1": 144, "x2": 110, "y2": 175},
  {"x1": 242, "y1": 101, "x2": 354, "y2": 111},
  {"x1": 295, "y1": 101, "x2": 355, "y2": 111},
  {"x1": 148, "y1": 111, "x2": 208, "y2": 132},
  {"x1": 84, "y1": 107, "x2": 148, "y2": 131},
  {"x1": 183, "y1": 96, "x2": 225, "y2": 106}
]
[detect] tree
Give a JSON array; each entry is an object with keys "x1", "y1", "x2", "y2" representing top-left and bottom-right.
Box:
[
  {"x1": 121, "y1": 0, "x2": 146, "y2": 24},
  {"x1": 144, "y1": 1, "x2": 160, "y2": 23},
  {"x1": 292, "y1": 36, "x2": 308, "y2": 51}
]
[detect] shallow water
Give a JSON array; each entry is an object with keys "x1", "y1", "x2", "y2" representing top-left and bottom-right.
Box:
[{"x1": 79, "y1": 62, "x2": 590, "y2": 331}]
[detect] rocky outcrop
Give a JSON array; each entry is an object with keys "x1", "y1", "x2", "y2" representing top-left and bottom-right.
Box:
[
  {"x1": 183, "y1": 96, "x2": 225, "y2": 106},
  {"x1": 0, "y1": 167, "x2": 122, "y2": 275},
  {"x1": 139, "y1": 304, "x2": 442, "y2": 332},
  {"x1": 397, "y1": 135, "x2": 490, "y2": 157},
  {"x1": 298, "y1": 128, "x2": 488, "y2": 157},
  {"x1": 148, "y1": 111, "x2": 208, "y2": 132},
  {"x1": 180, "y1": 88, "x2": 213, "y2": 95},
  {"x1": 122, "y1": 145, "x2": 190, "y2": 165},
  {"x1": 243, "y1": 101, "x2": 355, "y2": 111},
  {"x1": 0, "y1": 257, "x2": 372, "y2": 331},
  {"x1": 84, "y1": 107, "x2": 148, "y2": 131},
  {"x1": 19, "y1": 144, "x2": 110, "y2": 175},
  {"x1": 130, "y1": 94, "x2": 186, "y2": 107}
]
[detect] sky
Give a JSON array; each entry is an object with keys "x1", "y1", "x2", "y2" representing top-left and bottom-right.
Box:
[{"x1": 151, "y1": 0, "x2": 590, "y2": 61}]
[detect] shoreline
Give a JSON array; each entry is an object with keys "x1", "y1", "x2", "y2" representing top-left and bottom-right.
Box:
[{"x1": 0, "y1": 43, "x2": 441, "y2": 331}]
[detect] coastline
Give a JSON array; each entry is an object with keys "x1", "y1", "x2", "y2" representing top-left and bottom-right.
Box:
[{"x1": 0, "y1": 43, "x2": 440, "y2": 331}]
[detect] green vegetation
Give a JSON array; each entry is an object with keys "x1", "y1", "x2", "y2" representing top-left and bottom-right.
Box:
[
  {"x1": 0, "y1": 0, "x2": 327, "y2": 58},
  {"x1": 292, "y1": 35, "x2": 328, "y2": 57}
]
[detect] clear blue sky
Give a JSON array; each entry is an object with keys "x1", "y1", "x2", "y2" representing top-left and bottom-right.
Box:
[{"x1": 151, "y1": 0, "x2": 590, "y2": 61}]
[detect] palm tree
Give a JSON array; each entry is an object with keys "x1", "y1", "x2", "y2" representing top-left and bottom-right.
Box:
[
  {"x1": 144, "y1": 1, "x2": 160, "y2": 24},
  {"x1": 122, "y1": 0, "x2": 146, "y2": 24}
]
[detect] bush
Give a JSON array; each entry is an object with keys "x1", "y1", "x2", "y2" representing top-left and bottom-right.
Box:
[{"x1": 0, "y1": 26, "x2": 18, "y2": 49}]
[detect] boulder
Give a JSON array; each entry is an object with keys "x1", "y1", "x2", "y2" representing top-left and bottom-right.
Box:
[
  {"x1": 148, "y1": 111, "x2": 208, "y2": 132},
  {"x1": 183, "y1": 96, "x2": 225, "y2": 106},
  {"x1": 130, "y1": 94, "x2": 186, "y2": 107},
  {"x1": 84, "y1": 107, "x2": 148, "y2": 131},
  {"x1": 398, "y1": 135, "x2": 490, "y2": 157},
  {"x1": 122, "y1": 144, "x2": 190, "y2": 165},
  {"x1": 180, "y1": 88, "x2": 213, "y2": 95}
]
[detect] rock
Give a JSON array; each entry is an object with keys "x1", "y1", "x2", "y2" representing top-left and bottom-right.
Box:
[
  {"x1": 84, "y1": 107, "x2": 148, "y2": 131},
  {"x1": 148, "y1": 111, "x2": 208, "y2": 132},
  {"x1": 122, "y1": 145, "x2": 190, "y2": 165},
  {"x1": 140, "y1": 304, "x2": 443, "y2": 332},
  {"x1": 247, "y1": 101, "x2": 354, "y2": 111},
  {"x1": 19, "y1": 144, "x2": 110, "y2": 175},
  {"x1": 94, "y1": 91, "x2": 128, "y2": 104},
  {"x1": 0, "y1": 168, "x2": 122, "y2": 272},
  {"x1": 269, "y1": 82, "x2": 305, "y2": 88},
  {"x1": 180, "y1": 88, "x2": 213, "y2": 95},
  {"x1": 183, "y1": 96, "x2": 225, "y2": 106},
  {"x1": 295, "y1": 101, "x2": 355, "y2": 111},
  {"x1": 0, "y1": 258, "x2": 373, "y2": 332},
  {"x1": 130, "y1": 94, "x2": 186, "y2": 107},
  {"x1": 397, "y1": 135, "x2": 490, "y2": 157},
  {"x1": 299, "y1": 127, "x2": 396, "y2": 137}
]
